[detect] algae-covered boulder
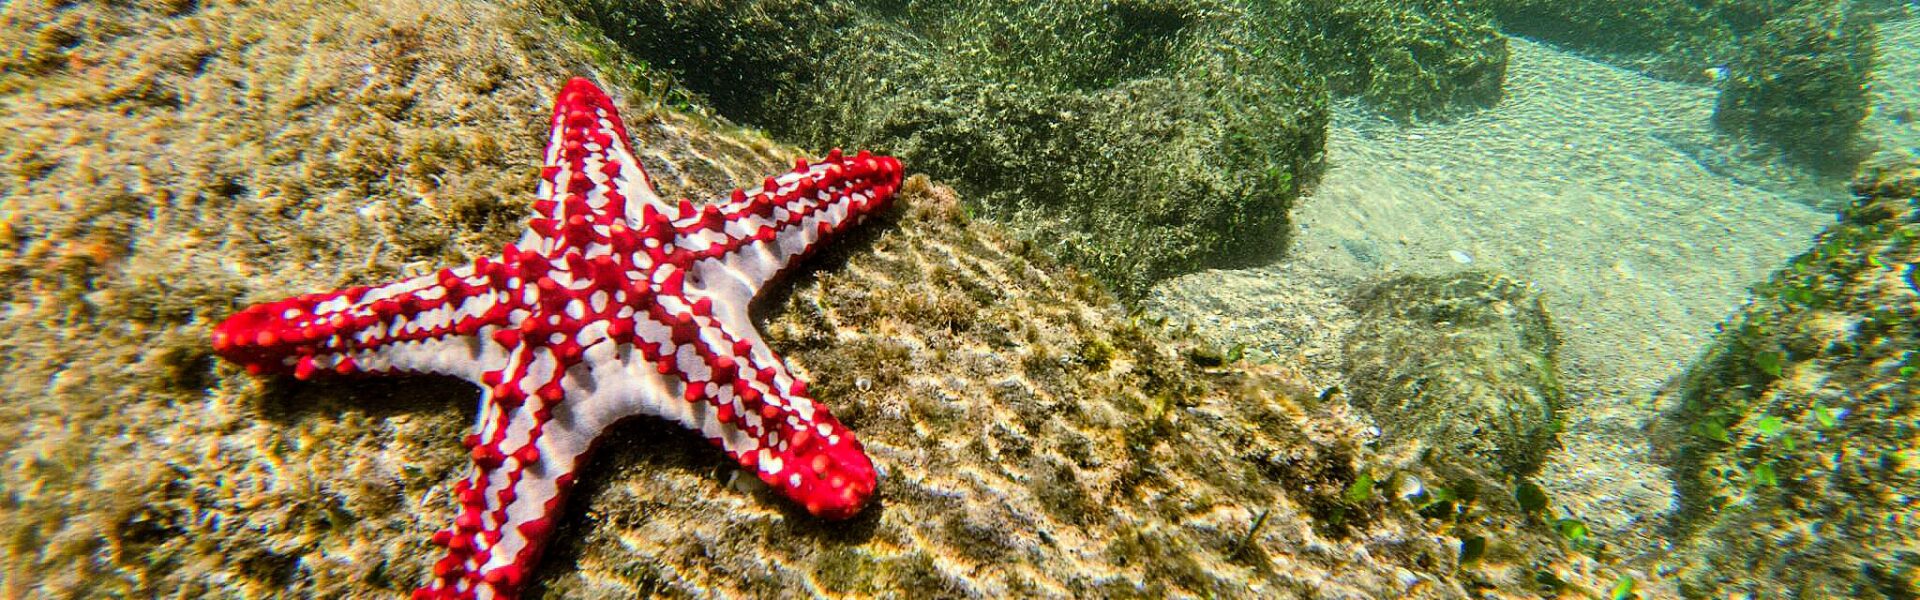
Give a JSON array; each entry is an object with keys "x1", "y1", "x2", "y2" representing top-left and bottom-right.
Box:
[
  {"x1": 1457, "y1": 0, "x2": 1894, "y2": 85},
  {"x1": 555, "y1": 0, "x2": 853, "y2": 122},
  {"x1": 1343, "y1": 271, "x2": 1564, "y2": 478},
  {"x1": 572, "y1": 0, "x2": 1513, "y2": 298},
  {"x1": 1712, "y1": 0, "x2": 1879, "y2": 176},
  {"x1": 577, "y1": 0, "x2": 1328, "y2": 299},
  {"x1": 1461, "y1": 0, "x2": 1724, "y2": 59},
  {"x1": 1275, "y1": 0, "x2": 1508, "y2": 120},
  {"x1": 836, "y1": 3, "x2": 1324, "y2": 300},
  {"x1": 1654, "y1": 158, "x2": 1920, "y2": 598}
]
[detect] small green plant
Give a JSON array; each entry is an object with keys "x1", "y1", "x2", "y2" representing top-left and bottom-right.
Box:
[
  {"x1": 1694, "y1": 419, "x2": 1731, "y2": 443},
  {"x1": 1514, "y1": 480, "x2": 1548, "y2": 514},
  {"x1": 1344, "y1": 472, "x2": 1376, "y2": 504},
  {"x1": 1610, "y1": 574, "x2": 1638, "y2": 600},
  {"x1": 1754, "y1": 350, "x2": 1785, "y2": 377},
  {"x1": 1751, "y1": 462, "x2": 1778, "y2": 487},
  {"x1": 1458, "y1": 535, "x2": 1486, "y2": 566},
  {"x1": 1753, "y1": 415, "x2": 1796, "y2": 451},
  {"x1": 1811, "y1": 402, "x2": 1840, "y2": 428},
  {"x1": 1554, "y1": 517, "x2": 1591, "y2": 549}
]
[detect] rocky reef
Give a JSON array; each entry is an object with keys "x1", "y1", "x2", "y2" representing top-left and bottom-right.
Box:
[
  {"x1": 570, "y1": 0, "x2": 1509, "y2": 299},
  {"x1": 1655, "y1": 158, "x2": 1920, "y2": 598},
  {"x1": 0, "y1": 0, "x2": 1625, "y2": 597},
  {"x1": 0, "y1": 0, "x2": 775, "y2": 594},
  {"x1": 573, "y1": 0, "x2": 1324, "y2": 300},
  {"x1": 1460, "y1": 0, "x2": 1728, "y2": 69}
]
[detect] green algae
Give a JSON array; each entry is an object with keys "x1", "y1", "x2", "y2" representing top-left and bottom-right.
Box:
[
  {"x1": 1656, "y1": 158, "x2": 1920, "y2": 598},
  {"x1": 1269, "y1": 0, "x2": 1508, "y2": 120}
]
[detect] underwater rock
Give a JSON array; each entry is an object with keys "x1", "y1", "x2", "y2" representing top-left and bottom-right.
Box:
[
  {"x1": 0, "y1": 0, "x2": 1633, "y2": 596},
  {"x1": 1457, "y1": 0, "x2": 1900, "y2": 87},
  {"x1": 572, "y1": 0, "x2": 1512, "y2": 299},
  {"x1": 1654, "y1": 157, "x2": 1920, "y2": 599},
  {"x1": 1461, "y1": 0, "x2": 1725, "y2": 61},
  {"x1": 1275, "y1": 0, "x2": 1508, "y2": 121},
  {"x1": 1712, "y1": 0, "x2": 1879, "y2": 176},
  {"x1": 209, "y1": 78, "x2": 902, "y2": 597},
  {"x1": 577, "y1": 0, "x2": 1326, "y2": 300},
  {"x1": 0, "y1": 0, "x2": 844, "y2": 594},
  {"x1": 1342, "y1": 271, "x2": 1565, "y2": 479}
]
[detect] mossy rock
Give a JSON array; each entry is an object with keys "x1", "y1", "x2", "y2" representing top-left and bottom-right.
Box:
[
  {"x1": 556, "y1": 0, "x2": 855, "y2": 120},
  {"x1": 577, "y1": 0, "x2": 1326, "y2": 299},
  {"x1": 1342, "y1": 270, "x2": 1564, "y2": 477},
  {"x1": 1712, "y1": 0, "x2": 1878, "y2": 176},
  {"x1": 1273, "y1": 0, "x2": 1508, "y2": 120},
  {"x1": 1654, "y1": 158, "x2": 1920, "y2": 598},
  {"x1": 1453, "y1": 0, "x2": 1786, "y2": 81},
  {"x1": 1462, "y1": 0, "x2": 1725, "y2": 58},
  {"x1": 571, "y1": 0, "x2": 1514, "y2": 299},
  {"x1": 1457, "y1": 0, "x2": 1902, "y2": 87}
]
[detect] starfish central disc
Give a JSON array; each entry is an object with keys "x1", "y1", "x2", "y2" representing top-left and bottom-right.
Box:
[{"x1": 210, "y1": 77, "x2": 901, "y2": 600}]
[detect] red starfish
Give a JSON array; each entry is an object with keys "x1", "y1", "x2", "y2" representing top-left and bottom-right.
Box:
[{"x1": 211, "y1": 78, "x2": 897, "y2": 599}]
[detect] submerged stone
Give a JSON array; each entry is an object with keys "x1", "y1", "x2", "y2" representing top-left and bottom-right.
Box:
[
  {"x1": 1713, "y1": 0, "x2": 1879, "y2": 176},
  {"x1": 1655, "y1": 157, "x2": 1920, "y2": 598},
  {"x1": 1342, "y1": 270, "x2": 1565, "y2": 478},
  {"x1": 571, "y1": 0, "x2": 1511, "y2": 298}
]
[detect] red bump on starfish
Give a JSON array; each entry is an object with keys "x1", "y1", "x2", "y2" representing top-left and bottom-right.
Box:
[{"x1": 210, "y1": 77, "x2": 899, "y2": 600}]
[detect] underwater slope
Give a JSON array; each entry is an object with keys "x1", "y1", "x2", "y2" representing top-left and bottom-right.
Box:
[
  {"x1": 1151, "y1": 35, "x2": 1841, "y2": 558},
  {"x1": 0, "y1": 0, "x2": 1630, "y2": 596}
]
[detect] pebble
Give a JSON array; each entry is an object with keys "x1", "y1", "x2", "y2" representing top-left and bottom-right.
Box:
[{"x1": 1395, "y1": 567, "x2": 1422, "y2": 589}]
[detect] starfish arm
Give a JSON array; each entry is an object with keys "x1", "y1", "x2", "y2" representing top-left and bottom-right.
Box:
[
  {"x1": 414, "y1": 342, "x2": 656, "y2": 600},
  {"x1": 636, "y1": 293, "x2": 880, "y2": 519},
  {"x1": 676, "y1": 149, "x2": 904, "y2": 295},
  {"x1": 210, "y1": 263, "x2": 511, "y2": 382},
  {"x1": 518, "y1": 77, "x2": 671, "y2": 257}
]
